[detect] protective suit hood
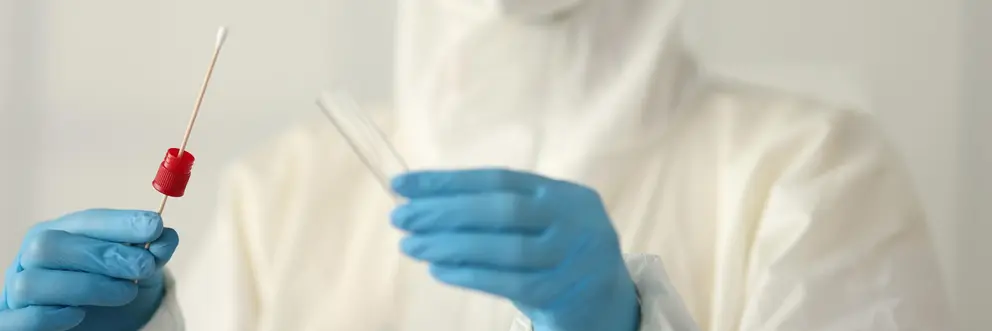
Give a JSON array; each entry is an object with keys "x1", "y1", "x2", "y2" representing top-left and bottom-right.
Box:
[
  {"x1": 438, "y1": 0, "x2": 586, "y2": 20},
  {"x1": 394, "y1": 0, "x2": 700, "y2": 176}
]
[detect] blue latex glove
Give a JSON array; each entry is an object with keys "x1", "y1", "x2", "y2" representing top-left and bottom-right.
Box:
[
  {"x1": 0, "y1": 209, "x2": 180, "y2": 331},
  {"x1": 391, "y1": 169, "x2": 640, "y2": 331}
]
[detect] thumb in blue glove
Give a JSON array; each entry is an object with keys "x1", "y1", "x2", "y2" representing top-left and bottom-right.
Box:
[
  {"x1": 391, "y1": 169, "x2": 640, "y2": 331},
  {"x1": 0, "y1": 209, "x2": 180, "y2": 331}
]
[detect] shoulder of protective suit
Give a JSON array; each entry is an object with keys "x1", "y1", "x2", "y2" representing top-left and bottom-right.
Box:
[{"x1": 689, "y1": 76, "x2": 891, "y2": 151}]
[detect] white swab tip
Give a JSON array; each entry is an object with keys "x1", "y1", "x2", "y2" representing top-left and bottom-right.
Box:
[{"x1": 216, "y1": 26, "x2": 228, "y2": 47}]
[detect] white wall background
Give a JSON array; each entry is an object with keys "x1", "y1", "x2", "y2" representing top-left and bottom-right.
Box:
[
  {"x1": 959, "y1": 0, "x2": 991, "y2": 328},
  {"x1": 0, "y1": 0, "x2": 983, "y2": 329}
]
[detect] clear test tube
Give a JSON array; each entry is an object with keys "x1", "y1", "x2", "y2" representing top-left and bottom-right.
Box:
[
  {"x1": 315, "y1": 91, "x2": 409, "y2": 196},
  {"x1": 316, "y1": 92, "x2": 414, "y2": 330}
]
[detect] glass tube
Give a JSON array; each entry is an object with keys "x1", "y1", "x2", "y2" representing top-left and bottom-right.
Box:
[
  {"x1": 316, "y1": 92, "x2": 414, "y2": 330},
  {"x1": 315, "y1": 91, "x2": 409, "y2": 195}
]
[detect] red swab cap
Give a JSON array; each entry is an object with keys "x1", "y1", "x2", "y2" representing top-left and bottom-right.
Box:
[{"x1": 153, "y1": 148, "x2": 196, "y2": 197}]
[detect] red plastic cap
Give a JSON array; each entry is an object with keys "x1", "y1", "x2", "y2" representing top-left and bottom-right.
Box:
[{"x1": 153, "y1": 148, "x2": 196, "y2": 197}]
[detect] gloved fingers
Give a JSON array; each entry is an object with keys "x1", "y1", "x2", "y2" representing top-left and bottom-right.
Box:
[
  {"x1": 19, "y1": 230, "x2": 157, "y2": 280},
  {"x1": 0, "y1": 306, "x2": 85, "y2": 331},
  {"x1": 5, "y1": 269, "x2": 138, "y2": 309},
  {"x1": 429, "y1": 264, "x2": 550, "y2": 304},
  {"x1": 401, "y1": 233, "x2": 563, "y2": 270},
  {"x1": 148, "y1": 228, "x2": 180, "y2": 267},
  {"x1": 3, "y1": 262, "x2": 19, "y2": 309},
  {"x1": 135, "y1": 270, "x2": 166, "y2": 290},
  {"x1": 392, "y1": 168, "x2": 553, "y2": 197},
  {"x1": 391, "y1": 193, "x2": 550, "y2": 233},
  {"x1": 36, "y1": 209, "x2": 163, "y2": 244}
]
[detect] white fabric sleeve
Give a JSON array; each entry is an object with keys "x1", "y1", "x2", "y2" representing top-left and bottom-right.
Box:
[
  {"x1": 139, "y1": 271, "x2": 185, "y2": 331},
  {"x1": 508, "y1": 254, "x2": 701, "y2": 331},
  {"x1": 140, "y1": 161, "x2": 267, "y2": 331},
  {"x1": 176, "y1": 163, "x2": 267, "y2": 331},
  {"x1": 735, "y1": 110, "x2": 951, "y2": 330}
]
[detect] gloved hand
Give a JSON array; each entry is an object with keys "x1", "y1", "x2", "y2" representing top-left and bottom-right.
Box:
[
  {"x1": 391, "y1": 169, "x2": 640, "y2": 331},
  {"x1": 0, "y1": 209, "x2": 180, "y2": 331}
]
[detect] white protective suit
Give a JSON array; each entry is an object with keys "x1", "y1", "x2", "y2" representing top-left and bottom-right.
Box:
[{"x1": 141, "y1": 0, "x2": 952, "y2": 330}]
